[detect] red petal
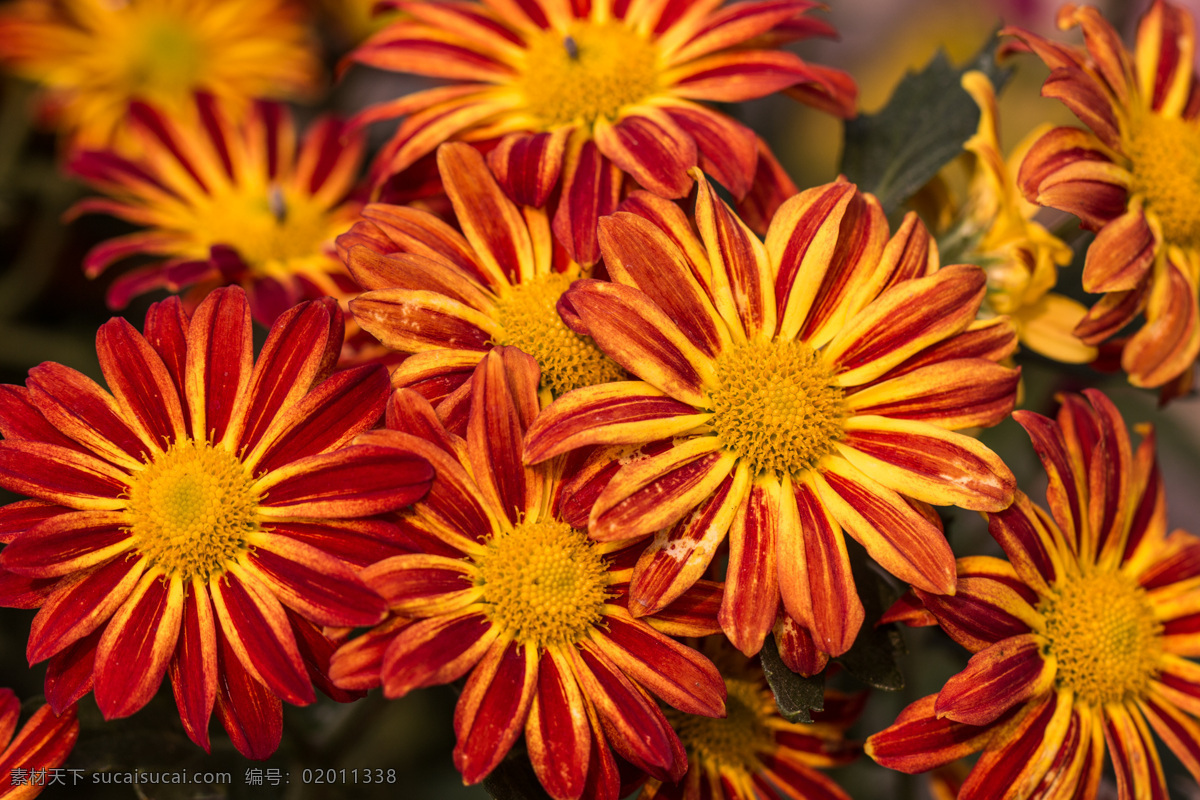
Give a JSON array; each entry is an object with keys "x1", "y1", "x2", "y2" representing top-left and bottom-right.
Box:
[
  {"x1": 720, "y1": 478, "x2": 781, "y2": 656},
  {"x1": 169, "y1": 586, "x2": 218, "y2": 752},
  {"x1": 525, "y1": 648, "x2": 590, "y2": 800},
  {"x1": 215, "y1": 631, "x2": 283, "y2": 760},
  {"x1": 185, "y1": 287, "x2": 254, "y2": 445},
  {"x1": 553, "y1": 138, "x2": 622, "y2": 266},
  {"x1": 454, "y1": 641, "x2": 538, "y2": 784},
  {"x1": 381, "y1": 612, "x2": 498, "y2": 697},
  {"x1": 488, "y1": 129, "x2": 570, "y2": 208},
  {"x1": 27, "y1": 555, "x2": 144, "y2": 663},
  {"x1": 595, "y1": 109, "x2": 697, "y2": 198},
  {"x1": 935, "y1": 634, "x2": 1054, "y2": 725}
]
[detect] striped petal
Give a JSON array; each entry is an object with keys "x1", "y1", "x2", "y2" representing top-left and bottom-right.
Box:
[
  {"x1": 720, "y1": 476, "x2": 782, "y2": 655},
  {"x1": 0, "y1": 441, "x2": 129, "y2": 511},
  {"x1": 0, "y1": 704, "x2": 78, "y2": 795},
  {"x1": 1123, "y1": 257, "x2": 1200, "y2": 388},
  {"x1": 488, "y1": 129, "x2": 571, "y2": 208},
  {"x1": 94, "y1": 570, "x2": 184, "y2": 719},
  {"x1": 466, "y1": 348, "x2": 539, "y2": 525},
  {"x1": 1104, "y1": 703, "x2": 1169, "y2": 800},
  {"x1": 328, "y1": 616, "x2": 410, "y2": 691},
  {"x1": 627, "y1": 466, "x2": 748, "y2": 616},
  {"x1": 589, "y1": 437, "x2": 737, "y2": 540},
  {"x1": 211, "y1": 568, "x2": 314, "y2": 706},
  {"x1": 0, "y1": 511, "x2": 131, "y2": 578},
  {"x1": 26, "y1": 363, "x2": 149, "y2": 470},
  {"x1": 814, "y1": 457, "x2": 956, "y2": 594},
  {"x1": 214, "y1": 631, "x2": 282, "y2": 760},
  {"x1": 246, "y1": 535, "x2": 386, "y2": 626},
  {"x1": 454, "y1": 641, "x2": 538, "y2": 784},
  {"x1": 782, "y1": 476, "x2": 861, "y2": 657},
  {"x1": 363, "y1": 554, "x2": 479, "y2": 617},
  {"x1": 845, "y1": 359, "x2": 1020, "y2": 431},
  {"x1": 554, "y1": 138, "x2": 622, "y2": 265},
  {"x1": 935, "y1": 634, "x2": 1055, "y2": 725},
  {"x1": 589, "y1": 606, "x2": 725, "y2": 716},
  {"x1": 350, "y1": 289, "x2": 499, "y2": 353},
  {"x1": 595, "y1": 108, "x2": 697, "y2": 198},
  {"x1": 866, "y1": 693, "x2": 1006, "y2": 773},
  {"x1": 598, "y1": 211, "x2": 729, "y2": 359},
  {"x1": 169, "y1": 584, "x2": 218, "y2": 752},
  {"x1": 563, "y1": 279, "x2": 715, "y2": 404},
  {"x1": 665, "y1": 103, "x2": 758, "y2": 199},
  {"x1": 959, "y1": 692, "x2": 1074, "y2": 800},
  {"x1": 1141, "y1": 691, "x2": 1200, "y2": 787},
  {"x1": 836, "y1": 416, "x2": 1015, "y2": 512},
  {"x1": 526, "y1": 647, "x2": 590, "y2": 800},
  {"x1": 381, "y1": 611, "x2": 498, "y2": 697},
  {"x1": 524, "y1": 381, "x2": 711, "y2": 464},
  {"x1": 254, "y1": 442, "x2": 433, "y2": 518},
  {"x1": 694, "y1": 171, "x2": 776, "y2": 339},
  {"x1": 185, "y1": 287, "x2": 254, "y2": 444},
  {"x1": 26, "y1": 554, "x2": 144, "y2": 663},
  {"x1": 45, "y1": 630, "x2": 99, "y2": 715},
  {"x1": 1082, "y1": 206, "x2": 1157, "y2": 293},
  {"x1": 824, "y1": 265, "x2": 986, "y2": 387},
  {"x1": 915, "y1": 556, "x2": 1040, "y2": 653},
  {"x1": 96, "y1": 314, "x2": 188, "y2": 451}
]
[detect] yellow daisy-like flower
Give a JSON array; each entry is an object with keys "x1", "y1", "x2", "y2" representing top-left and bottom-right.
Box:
[
  {"x1": 0, "y1": 0, "x2": 321, "y2": 150},
  {"x1": 941, "y1": 71, "x2": 1094, "y2": 366}
]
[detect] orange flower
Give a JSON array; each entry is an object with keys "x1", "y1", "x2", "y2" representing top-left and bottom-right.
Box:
[
  {"x1": 0, "y1": 287, "x2": 433, "y2": 759},
  {"x1": 1008, "y1": 1, "x2": 1200, "y2": 391},
  {"x1": 345, "y1": 0, "x2": 855, "y2": 263},
  {"x1": 0, "y1": 0, "x2": 321, "y2": 151},
  {"x1": 525, "y1": 173, "x2": 1019, "y2": 665},
  {"x1": 70, "y1": 96, "x2": 365, "y2": 326},
  {"x1": 342, "y1": 142, "x2": 624, "y2": 404},
  {"x1": 868, "y1": 390, "x2": 1200, "y2": 800},
  {"x1": 0, "y1": 690, "x2": 77, "y2": 800},
  {"x1": 331, "y1": 347, "x2": 726, "y2": 799}
]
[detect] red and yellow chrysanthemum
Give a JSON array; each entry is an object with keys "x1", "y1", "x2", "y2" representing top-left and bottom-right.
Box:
[
  {"x1": 1008, "y1": 1, "x2": 1200, "y2": 391},
  {"x1": 0, "y1": 286, "x2": 433, "y2": 759},
  {"x1": 330, "y1": 347, "x2": 727, "y2": 800},
  {"x1": 346, "y1": 0, "x2": 856, "y2": 263},
  {"x1": 0, "y1": 0, "x2": 321, "y2": 151},
  {"x1": 936, "y1": 71, "x2": 1092, "y2": 366},
  {"x1": 0, "y1": 690, "x2": 77, "y2": 800},
  {"x1": 69, "y1": 95, "x2": 365, "y2": 327},
  {"x1": 640, "y1": 639, "x2": 863, "y2": 800},
  {"x1": 868, "y1": 389, "x2": 1200, "y2": 800},
  {"x1": 524, "y1": 173, "x2": 1020, "y2": 665},
  {"x1": 342, "y1": 142, "x2": 624, "y2": 402}
]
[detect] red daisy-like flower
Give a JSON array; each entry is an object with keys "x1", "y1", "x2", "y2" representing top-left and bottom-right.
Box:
[
  {"x1": 331, "y1": 347, "x2": 727, "y2": 800},
  {"x1": 868, "y1": 390, "x2": 1200, "y2": 800},
  {"x1": 0, "y1": 286, "x2": 433, "y2": 759},
  {"x1": 0, "y1": 690, "x2": 77, "y2": 800},
  {"x1": 1007, "y1": 1, "x2": 1200, "y2": 392},
  {"x1": 525, "y1": 173, "x2": 1019, "y2": 664},
  {"x1": 69, "y1": 95, "x2": 366, "y2": 327},
  {"x1": 345, "y1": 0, "x2": 855, "y2": 263}
]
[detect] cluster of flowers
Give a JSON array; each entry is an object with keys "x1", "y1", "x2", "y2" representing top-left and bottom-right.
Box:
[{"x1": 0, "y1": 0, "x2": 1197, "y2": 798}]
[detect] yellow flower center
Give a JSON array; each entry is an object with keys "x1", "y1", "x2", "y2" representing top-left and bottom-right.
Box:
[
  {"x1": 125, "y1": 440, "x2": 260, "y2": 582},
  {"x1": 1125, "y1": 114, "x2": 1200, "y2": 248},
  {"x1": 124, "y1": 12, "x2": 207, "y2": 98},
  {"x1": 492, "y1": 272, "x2": 625, "y2": 396},
  {"x1": 708, "y1": 340, "x2": 846, "y2": 476},
  {"x1": 518, "y1": 21, "x2": 659, "y2": 128},
  {"x1": 474, "y1": 518, "x2": 608, "y2": 648},
  {"x1": 1039, "y1": 570, "x2": 1162, "y2": 706},
  {"x1": 199, "y1": 186, "x2": 335, "y2": 278},
  {"x1": 666, "y1": 677, "x2": 773, "y2": 773}
]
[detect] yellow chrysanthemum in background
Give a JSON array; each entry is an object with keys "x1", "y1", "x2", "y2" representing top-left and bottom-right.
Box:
[
  {"x1": 0, "y1": 0, "x2": 322, "y2": 150},
  {"x1": 926, "y1": 71, "x2": 1094, "y2": 366}
]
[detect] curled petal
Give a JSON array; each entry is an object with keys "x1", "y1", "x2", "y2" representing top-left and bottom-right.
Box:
[{"x1": 935, "y1": 634, "x2": 1055, "y2": 725}]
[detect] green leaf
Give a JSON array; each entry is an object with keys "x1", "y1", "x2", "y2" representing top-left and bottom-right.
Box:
[
  {"x1": 760, "y1": 634, "x2": 825, "y2": 723},
  {"x1": 839, "y1": 30, "x2": 1012, "y2": 215},
  {"x1": 835, "y1": 542, "x2": 906, "y2": 691}
]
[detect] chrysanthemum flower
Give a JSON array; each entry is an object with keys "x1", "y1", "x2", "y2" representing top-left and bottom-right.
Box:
[
  {"x1": 525, "y1": 174, "x2": 1020, "y2": 661},
  {"x1": 0, "y1": 0, "x2": 321, "y2": 151},
  {"x1": 1007, "y1": 1, "x2": 1200, "y2": 390},
  {"x1": 639, "y1": 640, "x2": 863, "y2": 800},
  {"x1": 69, "y1": 95, "x2": 365, "y2": 327},
  {"x1": 867, "y1": 389, "x2": 1200, "y2": 800},
  {"x1": 0, "y1": 690, "x2": 77, "y2": 800},
  {"x1": 330, "y1": 346, "x2": 727, "y2": 800},
  {"x1": 0, "y1": 286, "x2": 434, "y2": 759},
  {"x1": 343, "y1": 142, "x2": 624, "y2": 401},
  {"x1": 936, "y1": 71, "x2": 1093, "y2": 366},
  {"x1": 345, "y1": 0, "x2": 856, "y2": 263}
]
